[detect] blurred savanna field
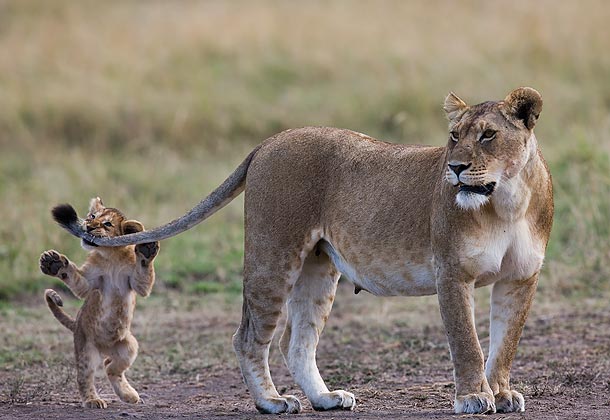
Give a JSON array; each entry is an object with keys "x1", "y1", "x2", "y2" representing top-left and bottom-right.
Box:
[{"x1": 0, "y1": 0, "x2": 609, "y2": 303}]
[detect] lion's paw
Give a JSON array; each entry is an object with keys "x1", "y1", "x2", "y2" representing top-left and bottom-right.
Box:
[
  {"x1": 255, "y1": 395, "x2": 302, "y2": 414},
  {"x1": 83, "y1": 398, "x2": 108, "y2": 409},
  {"x1": 312, "y1": 390, "x2": 356, "y2": 411},
  {"x1": 495, "y1": 389, "x2": 525, "y2": 413},
  {"x1": 455, "y1": 392, "x2": 496, "y2": 414}
]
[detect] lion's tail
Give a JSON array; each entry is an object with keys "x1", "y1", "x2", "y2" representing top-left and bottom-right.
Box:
[
  {"x1": 53, "y1": 144, "x2": 263, "y2": 247},
  {"x1": 44, "y1": 289, "x2": 76, "y2": 332}
]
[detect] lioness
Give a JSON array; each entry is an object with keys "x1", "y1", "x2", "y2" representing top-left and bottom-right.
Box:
[
  {"x1": 41, "y1": 197, "x2": 160, "y2": 408},
  {"x1": 54, "y1": 88, "x2": 553, "y2": 414}
]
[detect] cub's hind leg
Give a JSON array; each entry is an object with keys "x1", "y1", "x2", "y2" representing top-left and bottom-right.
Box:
[
  {"x1": 75, "y1": 336, "x2": 106, "y2": 408},
  {"x1": 105, "y1": 334, "x2": 140, "y2": 404},
  {"x1": 279, "y1": 250, "x2": 355, "y2": 411}
]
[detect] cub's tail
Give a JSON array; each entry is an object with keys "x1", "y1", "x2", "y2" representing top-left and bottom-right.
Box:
[{"x1": 44, "y1": 289, "x2": 76, "y2": 332}]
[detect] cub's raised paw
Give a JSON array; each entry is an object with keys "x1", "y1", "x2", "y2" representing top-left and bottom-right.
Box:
[
  {"x1": 495, "y1": 390, "x2": 525, "y2": 413},
  {"x1": 135, "y1": 241, "x2": 159, "y2": 262},
  {"x1": 83, "y1": 398, "x2": 108, "y2": 409},
  {"x1": 455, "y1": 392, "x2": 496, "y2": 414},
  {"x1": 40, "y1": 250, "x2": 68, "y2": 277}
]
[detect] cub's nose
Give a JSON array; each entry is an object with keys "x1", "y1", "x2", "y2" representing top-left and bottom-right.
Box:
[{"x1": 448, "y1": 162, "x2": 471, "y2": 176}]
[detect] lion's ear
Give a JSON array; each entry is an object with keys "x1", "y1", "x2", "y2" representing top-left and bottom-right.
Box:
[
  {"x1": 503, "y1": 87, "x2": 543, "y2": 130},
  {"x1": 121, "y1": 220, "x2": 144, "y2": 235},
  {"x1": 89, "y1": 197, "x2": 104, "y2": 214},
  {"x1": 443, "y1": 92, "x2": 468, "y2": 121}
]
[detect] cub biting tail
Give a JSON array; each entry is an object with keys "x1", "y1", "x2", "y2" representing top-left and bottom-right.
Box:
[{"x1": 41, "y1": 197, "x2": 160, "y2": 408}]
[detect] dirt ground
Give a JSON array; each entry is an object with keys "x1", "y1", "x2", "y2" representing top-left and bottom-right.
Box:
[{"x1": 1, "y1": 282, "x2": 609, "y2": 420}]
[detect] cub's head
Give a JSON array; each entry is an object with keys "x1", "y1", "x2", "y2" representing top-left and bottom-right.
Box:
[
  {"x1": 81, "y1": 197, "x2": 144, "y2": 250},
  {"x1": 443, "y1": 87, "x2": 543, "y2": 210}
]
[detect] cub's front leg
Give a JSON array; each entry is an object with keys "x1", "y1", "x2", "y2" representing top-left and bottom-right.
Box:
[
  {"x1": 436, "y1": 266, "x2": 496, "y2": 414},
  {"x1": 135, "y1": 241, "x2": 159, "y2": 265},
  {"x1": 40, "y1": 250, "x2": 90, "y2": 298},
  {"x1": 130, "y1": 242, "x2": 159, "y2": 297}
]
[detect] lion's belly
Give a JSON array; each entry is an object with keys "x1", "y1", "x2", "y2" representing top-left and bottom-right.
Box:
[{"x1": 320, "y1": 241, "x2": 437, "y2": 296}]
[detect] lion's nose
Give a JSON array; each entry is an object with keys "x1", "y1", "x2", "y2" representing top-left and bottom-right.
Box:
[{"x1": 448, "y1": 162, "x2": 471, "y2": 176}]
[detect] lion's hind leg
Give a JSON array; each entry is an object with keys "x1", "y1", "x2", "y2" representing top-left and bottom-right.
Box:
[
  {"x1": 279, "y1": 251, "x2": 356, "y2": 411},
  {"x1": 232, "y1": 259, "x2": 301, "y2": 414}
]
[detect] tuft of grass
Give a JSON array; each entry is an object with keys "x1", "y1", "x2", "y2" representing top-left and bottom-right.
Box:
[{"x1": 543, "y1": 142, "x2": 610, "y2": 296}]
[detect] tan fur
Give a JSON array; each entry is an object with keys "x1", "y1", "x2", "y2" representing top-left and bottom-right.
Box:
[
  {"x1": 40, "y1": 197, "x2": 160, "y2": 409},
  {"x1": 229, "y1": 87, "x2": 552, "y2": 414},
  {"x1": 77, "y1": 88, "x2": 552, "y2": 414}
]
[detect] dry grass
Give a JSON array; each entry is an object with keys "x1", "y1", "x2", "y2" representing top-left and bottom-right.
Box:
[
  {"x1": 2, "y1": 285, "x2": 610, "y2": 418},
  {"x1": 0, "y1": 0, "x2": 609, "y2": 300}
]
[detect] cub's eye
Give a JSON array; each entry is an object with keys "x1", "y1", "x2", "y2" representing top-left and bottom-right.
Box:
[
  {"x1": 449, "y1": 131, "x2": 459, "y2": 142},
  {"x1": 88, "y1": 213, "x2": 95, "y2": 220},
  {"x1": 103, "y1": 221, "x2": 113, "y2": 227},
  {"x1": 481, "y1": 129, "x2": 497, "y2": 142}
]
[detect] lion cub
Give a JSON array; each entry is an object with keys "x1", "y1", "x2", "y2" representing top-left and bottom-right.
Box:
[{"x1": 40, "y1": 197, "x2": 159, "y2": 408}]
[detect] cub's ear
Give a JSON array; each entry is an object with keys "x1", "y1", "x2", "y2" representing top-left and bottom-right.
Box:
[
  {"x1": 89, "y1": 197, "x2": 104, "y2": 214},
  {"x1": 443, "y1": 92, "x2": 468, "y2": 121},
  {"x1": 503, "y1": 87, "x2": 543, "y2": 130},
  {"x1": 121, "y1": 220, "x2": 144, "y2": 235}
]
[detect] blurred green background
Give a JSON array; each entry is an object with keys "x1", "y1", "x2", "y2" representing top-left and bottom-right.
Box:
[{"x1": 1, "y1": 0, "x2": 608, "y2": 302}]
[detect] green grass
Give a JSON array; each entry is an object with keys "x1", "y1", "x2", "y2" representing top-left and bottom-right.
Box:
[{"x1": 1, "y1": 0, "x2": 609, "y2": 302}]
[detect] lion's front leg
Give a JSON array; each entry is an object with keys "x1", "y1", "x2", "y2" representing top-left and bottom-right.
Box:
[
  {"x1": 485, "y1": 274, "x2": 538, "y2": 413},
  {"x1": 436, "y1": 267, "x2": 495, "y2": 414}
]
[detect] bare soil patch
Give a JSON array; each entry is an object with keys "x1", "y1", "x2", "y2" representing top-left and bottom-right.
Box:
[{"x1": 1, "y1": 283, "x2": 609, "y2": 419}]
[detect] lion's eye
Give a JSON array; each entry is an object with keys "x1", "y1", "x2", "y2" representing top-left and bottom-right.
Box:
[
  {"x1": 103, "y1": 221, "x2": 113, "y2": 227},
  {"x1": 481, "y1": 129, "x2": 497, "y2": 142},
  {"x1": 449, "y1": 131, "x2": 459, "y2": 142}
]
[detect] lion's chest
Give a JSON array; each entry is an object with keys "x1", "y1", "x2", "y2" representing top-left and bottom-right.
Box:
[{"x1": 460, "y1": 219, "x2": 545, "y2": 283}]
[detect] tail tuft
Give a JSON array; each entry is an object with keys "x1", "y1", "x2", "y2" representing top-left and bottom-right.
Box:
[
  {"x1": 51, "y1": 204, "x2": 93, "y2": 244},
  {"x1": 52, "y1": 204, "x2": 78, "y2": 227}
]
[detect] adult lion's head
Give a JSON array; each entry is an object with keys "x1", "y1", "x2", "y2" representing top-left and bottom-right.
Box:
[{"x1": 443, "y1": 87, "x2": 543, "y2": 210}]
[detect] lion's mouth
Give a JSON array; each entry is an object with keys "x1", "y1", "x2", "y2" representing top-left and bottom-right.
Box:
[{"x1": 458, "y1": 182, "x2": 496, "y2": 196}]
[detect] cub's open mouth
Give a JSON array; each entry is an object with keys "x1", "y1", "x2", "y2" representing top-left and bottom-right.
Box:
[
  {"x1": 458, "y1": 182, "x2": 496, "y2": 196},
  {"x1": 81, "y1": 231, "x2": 99, "y2": 247},
  {"x1": 83, "y1": 239, "x2": 96, "y2": 247}
]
